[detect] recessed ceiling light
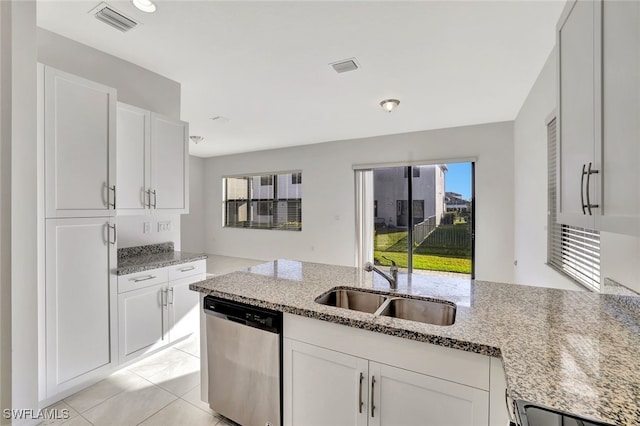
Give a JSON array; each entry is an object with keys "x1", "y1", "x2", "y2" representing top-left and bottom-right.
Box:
[
  {"x1": 190, "y1": 136, "x2": 205, "y2": 144},
  {"x1": 380, "y1": 99, "x2": 400, "y2": 113},
  {"x1": 131, "y1": 0, "x2": 156, "y2": 13}
]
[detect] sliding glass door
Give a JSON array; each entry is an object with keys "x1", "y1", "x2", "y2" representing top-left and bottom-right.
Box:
[{"x1": 371, "y1": 162, "x2": 474, "y2": 277}]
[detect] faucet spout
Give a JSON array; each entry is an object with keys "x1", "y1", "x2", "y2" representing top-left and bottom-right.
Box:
[{"x1": 364, "y1": 259, "x2": 398, "y2": 290}]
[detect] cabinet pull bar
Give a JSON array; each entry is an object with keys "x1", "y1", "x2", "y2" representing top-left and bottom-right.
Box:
[
  {"x1": 358, "y1": 372, "x2": 364, "y2": 413},
  {"x1": 371, "y1": 376, "x2": 376, "y2": 418},
  {"x1": 108, "y1": 223, "x2": 117, "y2": 245},
  {"x1": 145, "y1": 189, "x2": 151, "y2": 209},
  {"x1": 168, "y1": 287, "x2": 174, "y2": 305},
  {"x1": 179, "y1": 266, "x2": 196, "y2": 272},
  {"x1": 132, "y1": 275, "x2": 157, "y2": 282},
  {"x1": 151, "y1": 189, "x2": 157, "y2": 209},
  {"x1": 109, "y1": 185, "x2": 116, "y2": 209},
  {"x1": 586, "y1": 162, "x2": 599, "y2": 215},
  {"x1": 580, "y1": 164, "x2": 587, "y2": 214}
]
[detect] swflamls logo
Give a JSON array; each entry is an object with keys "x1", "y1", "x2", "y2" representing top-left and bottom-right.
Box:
[{"x1": 3, "y1": 408, "x2": 70, "y2": 420}]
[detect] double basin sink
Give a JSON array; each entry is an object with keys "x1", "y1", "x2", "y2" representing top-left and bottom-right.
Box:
[{"x1": 315, "y1": 288, "x2": 456, "y2": 326}]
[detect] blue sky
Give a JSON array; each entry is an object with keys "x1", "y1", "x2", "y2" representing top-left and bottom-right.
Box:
[{"x1": 445, "y1": 162, "x2": 472, "y2": 200}]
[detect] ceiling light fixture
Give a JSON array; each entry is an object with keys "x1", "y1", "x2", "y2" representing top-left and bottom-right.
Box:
[
  {"x1": 380, "y1": 99, "x2": 400, "y2": 113},
  {"x1": 190, "y1": 136, "x2": 205, "y2": 144},
  {"x1": 131, "y1": 0, "x2": 156, "y2": 13}
]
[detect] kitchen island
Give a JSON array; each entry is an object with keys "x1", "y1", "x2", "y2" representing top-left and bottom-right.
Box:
[{"x1": 190, "y1": 259, "x2": 640, "y2": 425}]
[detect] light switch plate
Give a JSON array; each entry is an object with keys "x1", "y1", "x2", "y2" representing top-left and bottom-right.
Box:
[
  {"x1": 158, "y1": 221, "x2": 171, "y2": 232},
  {"x1": 143, "y1": 222, "x2": 151, "y2": 234}
]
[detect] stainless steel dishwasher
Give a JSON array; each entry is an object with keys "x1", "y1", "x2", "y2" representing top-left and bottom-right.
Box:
[{"x1": 204, "y1": 296, "x2": 282, "y2": 426}]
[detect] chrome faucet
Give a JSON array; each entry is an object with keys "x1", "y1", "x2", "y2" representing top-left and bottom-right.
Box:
[{"x1": 364, "y1": 256, "x2": 398, "y2": 290}]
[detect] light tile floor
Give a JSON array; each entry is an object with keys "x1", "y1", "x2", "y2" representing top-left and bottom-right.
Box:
[{"x1": 46, "y1": 336, "x2": 237, "y2": 426}]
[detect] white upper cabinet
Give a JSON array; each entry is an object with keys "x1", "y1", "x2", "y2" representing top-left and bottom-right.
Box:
[
  {"x1": 117, "y1": 103, "x2": 189, "y2": 215},
  {"x1": 116, "y1": 103, "x2": 151, "y2": 214},
  {"x1": 150, "y1": 113, "x2": 189, "y2": 213},
  {"x1": 44, "y1": 66, "x2": 117, "y2": 218},
  {"x1": 600, "y1": 0, "x2": 640, "y2": 236},
  {"x1": 557, "y1": 0, "x2": 601, "y2": 230},
  {"x1": 557, "y1": 0, "x2": 640, "y2": 236}
]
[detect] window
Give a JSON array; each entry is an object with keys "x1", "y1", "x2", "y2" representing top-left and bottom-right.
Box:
[
  {"x1": 404, "y1": 167, "x2": 420, "y2": 178},
  {"x1": 547, "y1": 117, "x2": 601, "y2": 291},
  {"x1": 224, "y1": 172, "x2": 302, "y2": 231}
]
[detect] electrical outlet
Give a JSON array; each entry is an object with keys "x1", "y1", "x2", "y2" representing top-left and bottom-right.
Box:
[
  {"x1": 158, "y1": 221, "x2": 171, "y2": 232},
  {"x1": 143, "y1": 222, "x2": 151, "y2": 234}
]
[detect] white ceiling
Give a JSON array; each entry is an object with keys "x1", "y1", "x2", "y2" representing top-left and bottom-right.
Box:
[{"x1": 37, "y1": 1, "x2": 565, "y2": 157}]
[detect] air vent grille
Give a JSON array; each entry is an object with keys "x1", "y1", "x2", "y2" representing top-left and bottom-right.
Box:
[
  {"x1": 91, "y1": 2, "x2": 138, "y2": 32},
  {"x1": 330, "y1": 58, "x2": 359, "y2": 74}
]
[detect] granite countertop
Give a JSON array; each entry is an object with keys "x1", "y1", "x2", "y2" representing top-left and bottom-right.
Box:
[
  {"x1": 189, "y1": 259, "x2": 640, "y2": 425},
  {"x1": 117, "y1": 242, "x2": 208, "y2": 275}
]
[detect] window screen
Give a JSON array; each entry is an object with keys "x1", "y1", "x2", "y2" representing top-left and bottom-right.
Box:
[
  {"x1": 224, "y1": 172, "x2": 302, "y2": 231},
  {"x1": 547, "y1": 118, "x2": 601, "y2": 291}
]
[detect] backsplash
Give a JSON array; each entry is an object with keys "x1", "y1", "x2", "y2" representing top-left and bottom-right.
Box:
[{"x1": 116, "y1": 214, "x2": 181, "y2": 251}]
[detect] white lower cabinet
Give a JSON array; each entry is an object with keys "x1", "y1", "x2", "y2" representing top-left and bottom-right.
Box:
[
  {"x1": 45, "y1": 218, "x2": 117, "y2": 396},
  {"x1": 369, "y1": 362, "x2": 488, "y2": 426},
  {"x1": 284, "y1": 314, "x2": 493, "y2": 426},
  {"x1": 117, "y1": 261, "x2": 205, "y2": 363},
  {"x1": 285, "y1": 340, "x2": 368, "y2": 426}
]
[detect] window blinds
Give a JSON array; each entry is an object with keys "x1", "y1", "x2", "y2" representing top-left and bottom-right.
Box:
[{"x1": 547, "y1": 118, "x2": 601, "y2": 291}]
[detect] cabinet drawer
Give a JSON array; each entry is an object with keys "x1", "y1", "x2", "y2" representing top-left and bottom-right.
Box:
[
  {"x1": 118, "y1": 267, "x2": 168, "y2": 293},
  {"x1": 168, "y1": 259, "x2": 206, "y2": 281}
]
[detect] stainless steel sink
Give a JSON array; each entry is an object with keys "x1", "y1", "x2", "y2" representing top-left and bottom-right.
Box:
[
  {"x1": 315, "y1": 289, "x2": 388, "y2": 313},
  {"x1": 378, "y1": 298, "x2": 456, "y2": 326},
  {"x1": 315, "y1": 288, "x2": 456, "y2": 326}
]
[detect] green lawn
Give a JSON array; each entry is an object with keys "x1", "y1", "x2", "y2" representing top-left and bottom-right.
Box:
[
  {"x1": 374, "y1": 250, "x2": 472, "y2": 274},
  {"x1": 374, "y1": 231, "x2": 408, "y2": 251}
]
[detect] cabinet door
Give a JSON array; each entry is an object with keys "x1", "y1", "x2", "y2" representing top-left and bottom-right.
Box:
[
  {"x1": 150, "y1": 113, "x2": 189, "y2": 213},
  {"x1": 118, "y1": 284, "x2": 168, "y2": 363},
  {"x1": 44, "y1": 66, "x2": 116, "y2": 218},
  {"x1": 601, "y1": 0, "x2": 640, "y2": 236},
  {"x1": 557, "y1": 0, "x2": 601, "y2": 229},
  {"x1": 45, "y1": 217, "x2": 117, "y2": 396},
  {"x1": 116, "y1": 103, "x2": 151, "y2": 215},
  {"x1": 168, "y1": 275, "x2": 203, "y2": 343},
  {"x1": 369, "y1": 362, "x2": 489, "y2": 426},
  {"x1": 284, "y1": 339, "x2": 368, "y2": 426}
]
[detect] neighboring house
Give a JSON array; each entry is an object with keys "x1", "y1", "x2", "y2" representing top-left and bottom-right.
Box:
[
  {"x1": 225, "y1": 172, "x2": 302, "y2": 228},
  {"x1": 445, "y1": 191, "x2": 471, "y2": 211},
  {"x1": 374, "y1": 165, "x2": 446, "y2": 228}
]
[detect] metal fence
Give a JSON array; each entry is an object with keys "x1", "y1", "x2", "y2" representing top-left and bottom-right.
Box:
[{"x1": 412, "y1": 216, "x2": 437, "y2": 245}]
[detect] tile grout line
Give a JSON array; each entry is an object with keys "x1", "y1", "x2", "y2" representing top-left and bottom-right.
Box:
[{"x1": 134, "y1": 397, "x2": 180, "y2": 426}]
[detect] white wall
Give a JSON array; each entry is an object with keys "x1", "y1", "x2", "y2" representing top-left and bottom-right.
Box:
[
  {"x1": 181, "y1": 156, "x2": 205, "y2": 253},
  {"x1": 201, "y1": 122, "x2": 515, "y2": 284},
  {"x1": 37, "y1": 29, "x2": 181, "y2": 120},
  {"x1": 0, "y1": 1, "x2": 12, "y2": 421},
  {"x1": 514, "y1": 48, "x2": 640, "y2": 293},
  {"x1": 513, "y1": 49, "x2": 581, "y2": 291},
  {"x1": 8, "y1": 1, "x2": 39, "y2": 423},
  {"x1": 37, "y1": 29, "x2": 184, "y2": 251}
]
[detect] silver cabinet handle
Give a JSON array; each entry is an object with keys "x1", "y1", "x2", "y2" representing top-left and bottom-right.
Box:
[
  {"x1": 109, "y1": 185, "x2": 116, "y2": 209},
  {"x1": 168, "y1": 287, "x2": 174, "y2": 305},
  {"x1": 179, "y1": 266, "x2": 196, "y2": 272},
  {"x1": 581, "y1": 164, "x2": 587, "y2": 214},
  {"x1": 358, "y1": 372, "x2": 364, "y2": 413},
  {"x1": 162, "y1": 288, "x2": 168, "y2": 308},
  {"x1": 131, "y1": 275, "x2": 157, "y2": 282},
  {"x1": 145, "y1": 189, "x2": 151, "y2": 209},
  {"x1": 370, "y1": 376, "x2": 376, "y2": 418},
  {"x1": 586, "y1": 162, "x2": 599, "y2": 215},
  {"x1": 151, "y1": 189, "x2": 157, "y2": 209},
  {"x1": 108, "y1": 223, "x2": 116, "y2": 245}
]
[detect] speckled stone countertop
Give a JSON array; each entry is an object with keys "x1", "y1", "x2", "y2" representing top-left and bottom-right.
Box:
[
  {"x1": 190, "y1": 259, "x2": 640, "y2": 425},
  {"x1": 117, "y1": 242, "x2": 207, "y2": 275}
]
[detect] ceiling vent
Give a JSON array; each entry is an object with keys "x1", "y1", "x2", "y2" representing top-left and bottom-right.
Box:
[
  {"x1": 329, "y1": 58, "x2": 359, "y2": 74},
  {"x1": 90, "y1": 2, "x2": 139, "y2": 32},
  {"x1": 329, "y1": 58, "x2": 360, "y2": 74}
]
